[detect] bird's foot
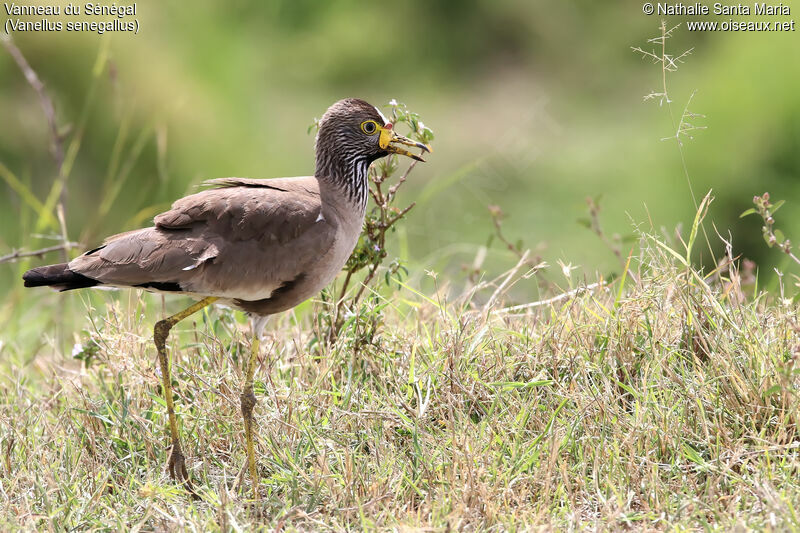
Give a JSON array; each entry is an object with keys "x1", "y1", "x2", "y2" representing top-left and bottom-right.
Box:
[
  {"x1": 167, "y1": 445, "x2": 188, "y2": 480},
  {"x1": 167, "y1": 444, "x2": 198, "y2": 497}
]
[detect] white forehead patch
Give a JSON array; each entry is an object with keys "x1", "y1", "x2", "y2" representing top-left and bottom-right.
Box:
[{"x1": 374, "y1": 106, "x2": 390, "y2": 126}]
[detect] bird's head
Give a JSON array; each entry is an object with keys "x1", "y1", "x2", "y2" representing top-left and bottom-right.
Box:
[{"x1": 315, "y1": 99, "x2": 431, "y2": 177}]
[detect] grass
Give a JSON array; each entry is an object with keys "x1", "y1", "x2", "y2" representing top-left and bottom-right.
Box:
[
  {"x1": 2, "y1": 214, "x2": 800, "y2": 531},
  {"x1": 3, "y1": 22, "x2": 800, "y2": 532}
]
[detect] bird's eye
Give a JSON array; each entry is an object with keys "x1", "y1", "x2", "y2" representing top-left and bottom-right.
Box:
[{"x1": 360, "y1": 120, "x2": 378, "y2": 135}]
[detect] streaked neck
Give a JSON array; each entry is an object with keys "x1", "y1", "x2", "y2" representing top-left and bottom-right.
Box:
[{"x1": 315, "y1": 149, "x2": 372, "y2": 210}]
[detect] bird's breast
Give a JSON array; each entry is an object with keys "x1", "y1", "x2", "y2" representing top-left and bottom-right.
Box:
[{"x1": 230, "y1": 204, "x2": 364, "y2": 316}]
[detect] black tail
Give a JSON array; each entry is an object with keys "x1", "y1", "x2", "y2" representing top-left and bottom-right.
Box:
[{"x1": 23, "y1": 263, "x2": 100, "y2": 292}]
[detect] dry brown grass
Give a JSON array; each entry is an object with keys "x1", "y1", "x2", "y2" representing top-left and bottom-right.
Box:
[{"x1": 2, "y1": 216, "x2": 800, "y2": 531}]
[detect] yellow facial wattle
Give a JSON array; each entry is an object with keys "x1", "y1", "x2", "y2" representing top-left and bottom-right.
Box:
[{"x1": 379, "y1": 124, "x2": 393, "y2": 149}]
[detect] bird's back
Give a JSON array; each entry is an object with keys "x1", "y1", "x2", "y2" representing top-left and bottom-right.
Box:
[{"x1": 25, "y1": 176, "x2": 362, "y2": 314}]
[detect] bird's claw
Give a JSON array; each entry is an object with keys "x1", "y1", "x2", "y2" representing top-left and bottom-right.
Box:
[
  {"x1": 167, "y1": 445, "x2": 198, "y2": 497},
  {"x1": 167, "y1": 446, "x2": 187, "y2": 479}
]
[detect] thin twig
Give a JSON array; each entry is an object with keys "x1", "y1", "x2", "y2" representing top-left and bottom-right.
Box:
[
  {"x1": 482, "y1": 249, "x2": 531, "y2": 314},
  {"x1": 384, "y1": 201, "x2": 416, "y2": 227},
  {"x1": 0, "y1": 34, "x2": 64, "y2": 167},
  {"x1": 331, "y1": 156, "x2": 419, "y2": 337},
  {"x1": 492, "y1": 281, "x2": 604, "y2": 315},
  {"x1": 1, "y1": 33, "x2": 72, "y2": 260},
  {"x1": 387, "y1": 159, "x2": 418, "y2": 200},
  {"x1": 0, "y1": 243, "x2": 79, "y2": 264}
]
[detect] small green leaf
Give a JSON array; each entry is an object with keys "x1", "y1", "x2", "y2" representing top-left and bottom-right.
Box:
[
  {"x1": 489, "y1": 380, "x2": 555, "y2": 390},
  {"x1": 739, "y1": 208, "x2": 757, "y2": 218},
  {"x1": 683, "y1": 444, "x2": 705, "y2": 465}
]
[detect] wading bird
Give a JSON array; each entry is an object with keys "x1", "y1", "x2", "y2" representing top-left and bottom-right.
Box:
[{"x1": 22, "y1": 98, "x2": 430, "y2": 499}]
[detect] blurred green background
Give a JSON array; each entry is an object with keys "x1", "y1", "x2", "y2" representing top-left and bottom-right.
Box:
[{"x1": 2, "y1": 1, "x2": 800, "y2": 348}]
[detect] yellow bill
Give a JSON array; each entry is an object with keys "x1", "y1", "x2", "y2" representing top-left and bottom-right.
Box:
[{"x1": 379, "y1": 125, "x2": 432, "y2": 162}]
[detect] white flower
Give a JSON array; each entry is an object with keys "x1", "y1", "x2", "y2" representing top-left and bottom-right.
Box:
[{"x1": 557, "y1": 259, "x2": 578, "y2": 279}]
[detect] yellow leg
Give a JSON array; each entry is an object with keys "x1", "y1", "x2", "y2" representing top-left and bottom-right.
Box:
[
  {"x1": 153, "y1": 296, "x2": 218, "y2": 489},
  {"x1": 240, "y1": 333, "x2": 261, "y2": 500}
]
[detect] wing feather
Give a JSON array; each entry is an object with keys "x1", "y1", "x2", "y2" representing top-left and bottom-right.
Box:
[{"x1": 69, "y1": 176, "x2": 332, "y2": 298}]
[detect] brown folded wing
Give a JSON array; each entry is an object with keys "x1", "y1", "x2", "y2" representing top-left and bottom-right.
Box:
[{"x1": 68, "y1": 176, "x2": 334, "y2": 300}]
